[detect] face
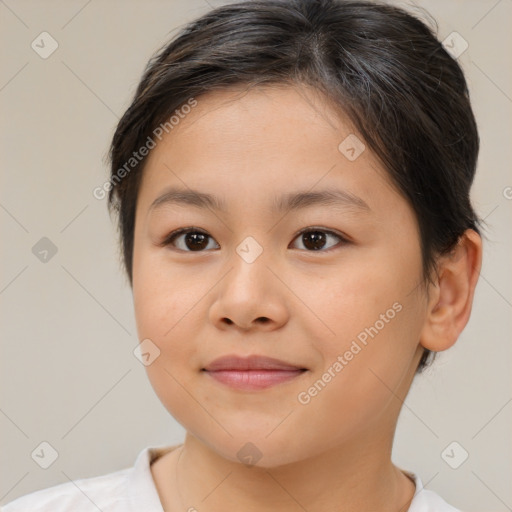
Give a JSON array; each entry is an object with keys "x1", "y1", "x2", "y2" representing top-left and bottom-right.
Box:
[{"x1": 132, "y1": 85, "x2": 428, "y2": 467}]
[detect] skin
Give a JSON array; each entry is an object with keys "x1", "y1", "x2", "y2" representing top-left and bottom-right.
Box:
[{"x1": 131, "y1": 84, "x2": 482, "y2": 511}]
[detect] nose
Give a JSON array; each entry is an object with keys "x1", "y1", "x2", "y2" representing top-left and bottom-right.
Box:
[{"x1": 208, "y1": 249, "x2": 289, "y2": 332}]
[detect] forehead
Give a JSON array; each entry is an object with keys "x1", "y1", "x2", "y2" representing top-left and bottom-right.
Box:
[
  {"x1": 154, "y1": 84, "x2": 352, "y2": 152},
  {"x1": 137, "y1": 84, "x2": 405, "y2": 221}
]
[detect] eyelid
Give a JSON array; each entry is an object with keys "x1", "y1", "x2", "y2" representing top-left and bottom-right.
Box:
[
  {"x1": 289, "y1": 226, "x2": 350, "y2": 252},
  {"x1": 291, "y1": 226, "x2": 349, "y2": 242},
  {"x1": 161, "y1": 227, "x2": 217, "y2": 248}
]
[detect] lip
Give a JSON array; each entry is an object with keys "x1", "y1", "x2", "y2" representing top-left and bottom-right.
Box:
[
  {"x1": 202, "y1": 355, "x2": 307, "y2": 391},
  {"x1": 204, "y1": 355, "x2": 305, "y2": 372}
]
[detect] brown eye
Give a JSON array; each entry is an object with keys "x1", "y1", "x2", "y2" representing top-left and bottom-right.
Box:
[
  {"x1": 164, "y1": 228, "x2": 219, "y2": 252},
  {"x1": 290, "y1": 229, "x2": 346, "y2": 252}
]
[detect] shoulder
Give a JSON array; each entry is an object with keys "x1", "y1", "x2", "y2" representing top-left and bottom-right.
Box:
[
  {"x1": 415, "y1": 488, "x2": 462, "y2": 512},
  {"x1": 1, "y1": 467, "x2": 132, "y2": 512},
  {"x1": 1, "y1": 445, "x2": 177, "y2": 512},
  {"x1": 406, "y1": 471, "x2": 462, "y2": 512}
]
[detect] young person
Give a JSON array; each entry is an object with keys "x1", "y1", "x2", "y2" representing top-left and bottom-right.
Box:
[{"x1": 3, "y1": 1, "x2": 483, "y2": 510}]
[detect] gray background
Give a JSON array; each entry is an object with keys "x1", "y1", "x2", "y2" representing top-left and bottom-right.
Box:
[{"x1": 1, "y1": 0, "x2": 510, "y2": 509}]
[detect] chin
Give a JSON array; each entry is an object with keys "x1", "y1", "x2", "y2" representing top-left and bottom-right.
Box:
[{"x1": 190, "y1": 427, "x2": 314, "y2": 469}]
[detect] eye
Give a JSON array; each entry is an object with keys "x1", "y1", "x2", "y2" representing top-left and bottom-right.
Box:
[
  {"x1": 289, "y1": 228, "x2": 347, "y2": 252},
  {"x1": 163, "y1": 228, "x2": 220, "y2": 252},
  {"x1": 162, "y1": 227, "x2": 348, "y2": 253}
]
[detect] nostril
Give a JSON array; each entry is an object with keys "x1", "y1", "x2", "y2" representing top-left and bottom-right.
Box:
[{"x1": 222, "y1": 317, "x2": 269, "y2": 326}]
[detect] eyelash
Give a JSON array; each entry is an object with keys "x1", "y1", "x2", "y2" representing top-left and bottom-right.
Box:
[{"x1": 161, "y1": 226, "x2": 350, "y2": 253}]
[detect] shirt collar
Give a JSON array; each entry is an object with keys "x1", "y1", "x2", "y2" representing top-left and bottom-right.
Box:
[{"x1": 126, "y1": 444, "x2": 178, "y2": 511}]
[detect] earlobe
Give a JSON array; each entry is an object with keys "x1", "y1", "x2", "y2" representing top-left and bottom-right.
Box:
[{"x1": 420, "y1": 229, "x2": 482, "y2": 352}]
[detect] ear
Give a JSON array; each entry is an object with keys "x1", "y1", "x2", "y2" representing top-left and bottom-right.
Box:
[{"x1": 420, "y1": 229, "x2": 483, "y2": 352}]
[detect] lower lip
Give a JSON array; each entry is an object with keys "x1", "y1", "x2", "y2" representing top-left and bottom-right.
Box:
[{"x1": 204, "y1": 369, "x2": 305, "y2": 390}]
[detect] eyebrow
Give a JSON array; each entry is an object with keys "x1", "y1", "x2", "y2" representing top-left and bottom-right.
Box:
[{"x1": 149, "y1": 187, "x2": 371, "y2": 214}]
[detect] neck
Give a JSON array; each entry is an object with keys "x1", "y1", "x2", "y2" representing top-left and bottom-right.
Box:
[{"x1": 172, "y1": 424, "x2": 415, "y2": 512}]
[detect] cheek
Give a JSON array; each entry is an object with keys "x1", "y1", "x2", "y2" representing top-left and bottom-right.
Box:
[
  {"x1": 304, "y1": 251, "x2": 425, "y2": 386},
  {"x1": 133, "y1": 245, "x2": 192, "y2": 334},
  {"x1": 134, "y1": 277, "x2": 199, "y2": 357},
  {"x1": 132, "y1": 250, "x2": 201, "y2": 379},
  {"x1": 293, "y1": 293, "x2": 423, "y2": 450},
  {"x1": 299, "y1": 262, "x2": 402, "y2": 350},
  {"x1": 132, "y1": 260, "x2": 208, "y2": 427}
]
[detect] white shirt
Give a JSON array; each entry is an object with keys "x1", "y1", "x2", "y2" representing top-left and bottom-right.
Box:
[{"x1": 1, "y1": 445, "x2": 461, "y2": 511}]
